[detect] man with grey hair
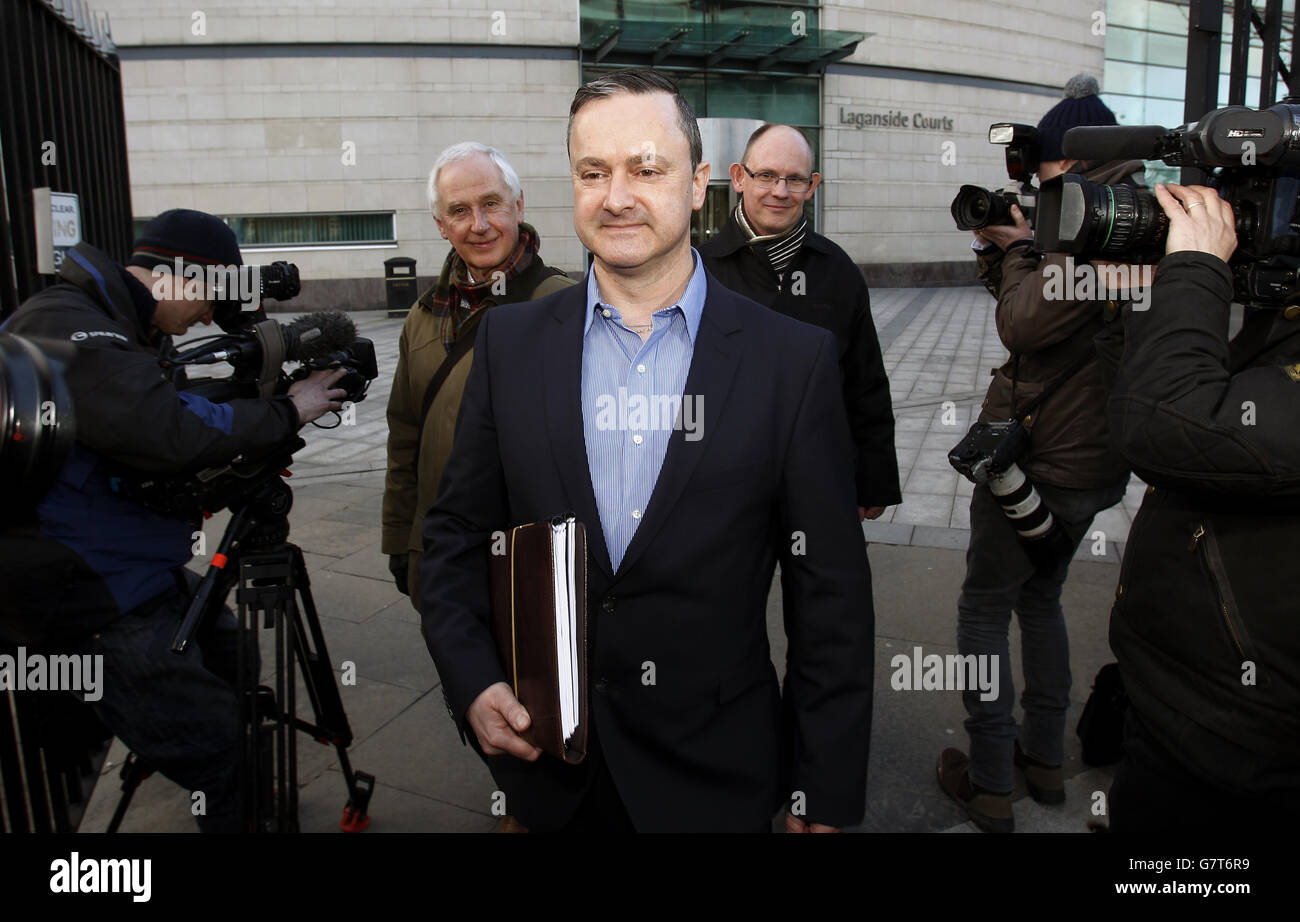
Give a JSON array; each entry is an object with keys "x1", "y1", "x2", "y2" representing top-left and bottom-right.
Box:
[{"x1": 383, "y1": 142, "x2": 572, "y2": 614}]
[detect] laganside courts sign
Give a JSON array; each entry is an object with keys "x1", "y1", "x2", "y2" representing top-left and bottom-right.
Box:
[{"x1": 838, "y1": 107, "x2": 954, "y2": 131}]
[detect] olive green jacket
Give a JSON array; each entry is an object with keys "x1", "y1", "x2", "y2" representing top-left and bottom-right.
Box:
[{"x1": 382, "y1": 250, "x2": 574, "y2": 565}]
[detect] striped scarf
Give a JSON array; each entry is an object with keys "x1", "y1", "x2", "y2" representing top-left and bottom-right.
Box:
[
  {"x1": 735, "y1": 204, "x2": 807, "y2": 280},
  {"x1": 432, "y1": 225, "x2": 538, "y2": 349}
]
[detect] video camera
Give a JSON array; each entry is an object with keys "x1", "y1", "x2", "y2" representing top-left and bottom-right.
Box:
[
  {"x1": 951, "y1": 123, "x2": 1041, "y2": 231},
  {"x1": 122, "y1": 262, "x2": 378, "y2": 520},
  {"x1": 1038, "y1": 101, "x2": 1300, "y2": 307}
]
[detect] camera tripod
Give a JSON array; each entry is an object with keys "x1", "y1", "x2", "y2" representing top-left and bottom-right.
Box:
[{"x1": 108, "y1": 448, "x2": 374, "y2": 833}]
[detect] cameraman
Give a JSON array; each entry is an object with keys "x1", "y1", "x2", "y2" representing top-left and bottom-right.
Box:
[
  {"x1": 937, "y1": 76, "x2": 1142, "y2": 832},
  {"x1": 1, "y1": 210, "x2": 345, "y2": 832},
  {"x1": 1107, "y1": 183, "x2": 1300, "y2": 832}
]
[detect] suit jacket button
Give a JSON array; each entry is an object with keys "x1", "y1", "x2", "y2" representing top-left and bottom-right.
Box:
[
  {"x1": 601, "y1": 597, "x2": 616, "y2": 613},
  {"x1": 595, "y1": 677, "x2": 609, "y2": 694}
]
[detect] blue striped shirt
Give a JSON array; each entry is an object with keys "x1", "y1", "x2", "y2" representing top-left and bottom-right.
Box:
[{"x1": 581, "y1": 251, "x2": 707, "y2": 571}]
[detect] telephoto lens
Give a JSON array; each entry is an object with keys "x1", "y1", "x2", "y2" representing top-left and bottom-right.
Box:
[{"x1": 986, "y1": 463, "x2": 1075, "y2": 572}]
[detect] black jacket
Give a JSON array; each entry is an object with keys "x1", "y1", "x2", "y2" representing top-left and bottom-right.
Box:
[
  {"x1": 419, "y1": 270, "x2": 874, "y2": 831},
  {"x1": 2, "y1": 243, "x2": 301, "y2": 626},
  {"x1": 1108, "y1": 251, "x2": 1300, "y2": 794},
  {"x1": 700, "y1": 219, "x2": 901, "y2": 508}
]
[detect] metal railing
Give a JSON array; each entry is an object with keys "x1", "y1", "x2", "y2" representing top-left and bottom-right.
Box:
[{"x1": 1, "y1": 0, "x2": 132, "y2": 320}]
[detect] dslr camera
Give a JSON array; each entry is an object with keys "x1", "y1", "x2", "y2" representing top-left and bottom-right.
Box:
[{"x1": 951, "y1": 123, "x2": 1041, "y2": 231}]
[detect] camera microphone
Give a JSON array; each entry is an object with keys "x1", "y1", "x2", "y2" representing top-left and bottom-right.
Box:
[
  {"x1": 282, "y1": 311, "x2": 357, "y2": 362},
  {"x1": 166, "y1": 311, "x2": 358, "y2": 396},
  {"x1": 1062, "y1": 125, "x2": 1168, "y2": 162},
  {"x1": 171, "y1": 311, "x2": 356, "y2": 366}
]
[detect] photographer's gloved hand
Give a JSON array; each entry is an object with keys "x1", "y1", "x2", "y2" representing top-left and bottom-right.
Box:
[
  {"x1": 1154, "y1": 183, "x2": 1238, "y2": 263},
  {"x1": 287, "y1": 367, "x2": 348, "y2": 425},
  {"x1": 973, "y1": 204, "x2": 1033, "y2": 252},
  {"x1": 388, "y1": 553, "x2": 409, "y2": 595}
]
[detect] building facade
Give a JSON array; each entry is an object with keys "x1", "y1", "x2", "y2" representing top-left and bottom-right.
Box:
[{"x1": 91, "y1": 1, "x2": 1216, "y2": 307}]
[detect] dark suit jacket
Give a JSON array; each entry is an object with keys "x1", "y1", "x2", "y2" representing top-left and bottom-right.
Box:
[{"x1": 418, "y1": 268, "x2": 874, "y2": 832}]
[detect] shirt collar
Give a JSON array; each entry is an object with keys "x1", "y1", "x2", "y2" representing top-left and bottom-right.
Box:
[{"x1": 583, "y1": 248, "x2": 706, "y2": 345}]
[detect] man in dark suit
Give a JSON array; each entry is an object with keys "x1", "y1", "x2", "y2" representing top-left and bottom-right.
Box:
[{"x1": 419, "y1": 68, "x2": 874, "y2": 833}]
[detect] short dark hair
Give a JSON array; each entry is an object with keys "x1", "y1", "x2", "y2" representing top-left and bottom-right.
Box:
[
  {"x1": 568, "y1": 68, "x2": 703, "y2": 171},
  {"x1": 741, "y1": 123, "x2": 816, "y2": 172}
]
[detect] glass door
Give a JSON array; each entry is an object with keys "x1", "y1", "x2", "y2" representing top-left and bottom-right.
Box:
[{"x1": 691, "y1": 182, "x2": 736, "y2": 247}]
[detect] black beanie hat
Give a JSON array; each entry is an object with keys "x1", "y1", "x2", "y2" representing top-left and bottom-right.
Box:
[
  {"x1": 1036, "y1": 74, "x2": 1117, "y2": 163},
  {"x1": 127, "y1": 208, "x2": 242, "y2": 271}
]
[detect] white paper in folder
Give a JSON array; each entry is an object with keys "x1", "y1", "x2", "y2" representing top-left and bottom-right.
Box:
[{"x1": 550, "y1": 516, "x2": 580, "y2": 745}]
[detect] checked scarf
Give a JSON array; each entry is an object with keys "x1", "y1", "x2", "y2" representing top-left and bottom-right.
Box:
[{"x1": 432, "y1": 224, "x2": 539, "y2": 349}]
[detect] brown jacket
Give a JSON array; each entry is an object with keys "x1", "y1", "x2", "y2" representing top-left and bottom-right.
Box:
[
  {"x1": 974, "y1": 159, "x2": 1142, "y2": 489},
  {"x1": 382, "y1": 252, "x2": 574, "y2": 569}
]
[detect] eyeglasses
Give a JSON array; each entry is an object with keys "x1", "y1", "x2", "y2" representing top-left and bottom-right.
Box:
[{"x1": 741, "y1": 164, "x2": 814, "y2": 193}]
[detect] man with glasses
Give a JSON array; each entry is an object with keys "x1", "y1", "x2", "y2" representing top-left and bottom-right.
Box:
[{"x1": 701, "y1": 124, "x2": 899, "y2": 522}]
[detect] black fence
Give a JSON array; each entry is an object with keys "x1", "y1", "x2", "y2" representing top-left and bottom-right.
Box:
[
  {"x1": 0, "y1": 0, "x2": 133, "y2": 321},
  {"x1": 0, "y1": 664, "x2": 113, "y2": 833},
  {"x1": 0, "y1": 0, "x2": 127, "y2": 833}
]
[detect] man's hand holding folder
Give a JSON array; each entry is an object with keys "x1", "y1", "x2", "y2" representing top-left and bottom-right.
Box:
[
  {"x1": 467, "y1": 683, "x2": 542, "y2": 761},
  {"x1": 470, "y1": 515, "x2": 588, "y2": 764}
]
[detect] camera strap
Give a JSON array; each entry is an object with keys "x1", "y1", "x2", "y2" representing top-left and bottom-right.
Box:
[
  {"x1": 1013, "y1": 340, "x2": 1098, "y2": 424},
  {"x1": 413, "y1": 327, "x2": 477, "y2": 463}
]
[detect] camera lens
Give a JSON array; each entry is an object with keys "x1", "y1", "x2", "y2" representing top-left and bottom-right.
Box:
[
  {"x1": 0, "y1": 335, "x2": 75, "y2": 521},
  {"x1": 260, "y1": 261, "x2": 301, "y2": 302},
  {"x1": 1096, "y1": 183, "x2": 1168, "y2": 256},
  {"x1": 1036, "y1": 174, "x2": 1168, "y2": 259},
  {"x1": 951, "y1": 185, "x2": 1012, "y2": 231}
]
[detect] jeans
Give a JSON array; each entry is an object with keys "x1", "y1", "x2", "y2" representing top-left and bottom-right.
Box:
[
  {"x1": 72, "y1": 572, "x2": 253, "y2": 832},
  {"x1": 957, "y1": 478, "x2": 1126, "y2": 792}
]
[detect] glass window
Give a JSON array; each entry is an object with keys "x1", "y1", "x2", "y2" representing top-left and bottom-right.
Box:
[
  {"x1": 1147, "y1": 0, "x2": 1190, "y2": 36},
  {"x1": 1144, "y1": 29, "x2": 1186, "y2": 68},
  {"x1": 228, "y1": 213, "x2": 395, "y2": 247},
  {"x1": 1106, "y1": 0, "x2": 1150, "y2": 31},
  {"x1": 1106, "y1": 26, "x2": 1147, "y2": 63},
  {"x1": 1144, "y1": 64, "x2": 1188, "y2": 99},
  {"x1": 1104, "y1": 60, "x2": 1148, "y2": 97},
  {"x1": 1106, "y1": 93, "x2": 1148, "y2": 125},
  {"x1": 1145, "y1": 97, "x2": 1185, "y2": 128}
]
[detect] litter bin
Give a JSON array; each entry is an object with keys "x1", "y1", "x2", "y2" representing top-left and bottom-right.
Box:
[{"x1": 384, "y1": 256, "x2": 418, "y2": 316}]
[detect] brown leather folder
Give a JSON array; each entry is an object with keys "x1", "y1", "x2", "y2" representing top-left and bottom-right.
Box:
[{"x1": 488, "y1": 515, "x2": 588, "y2": 764}]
